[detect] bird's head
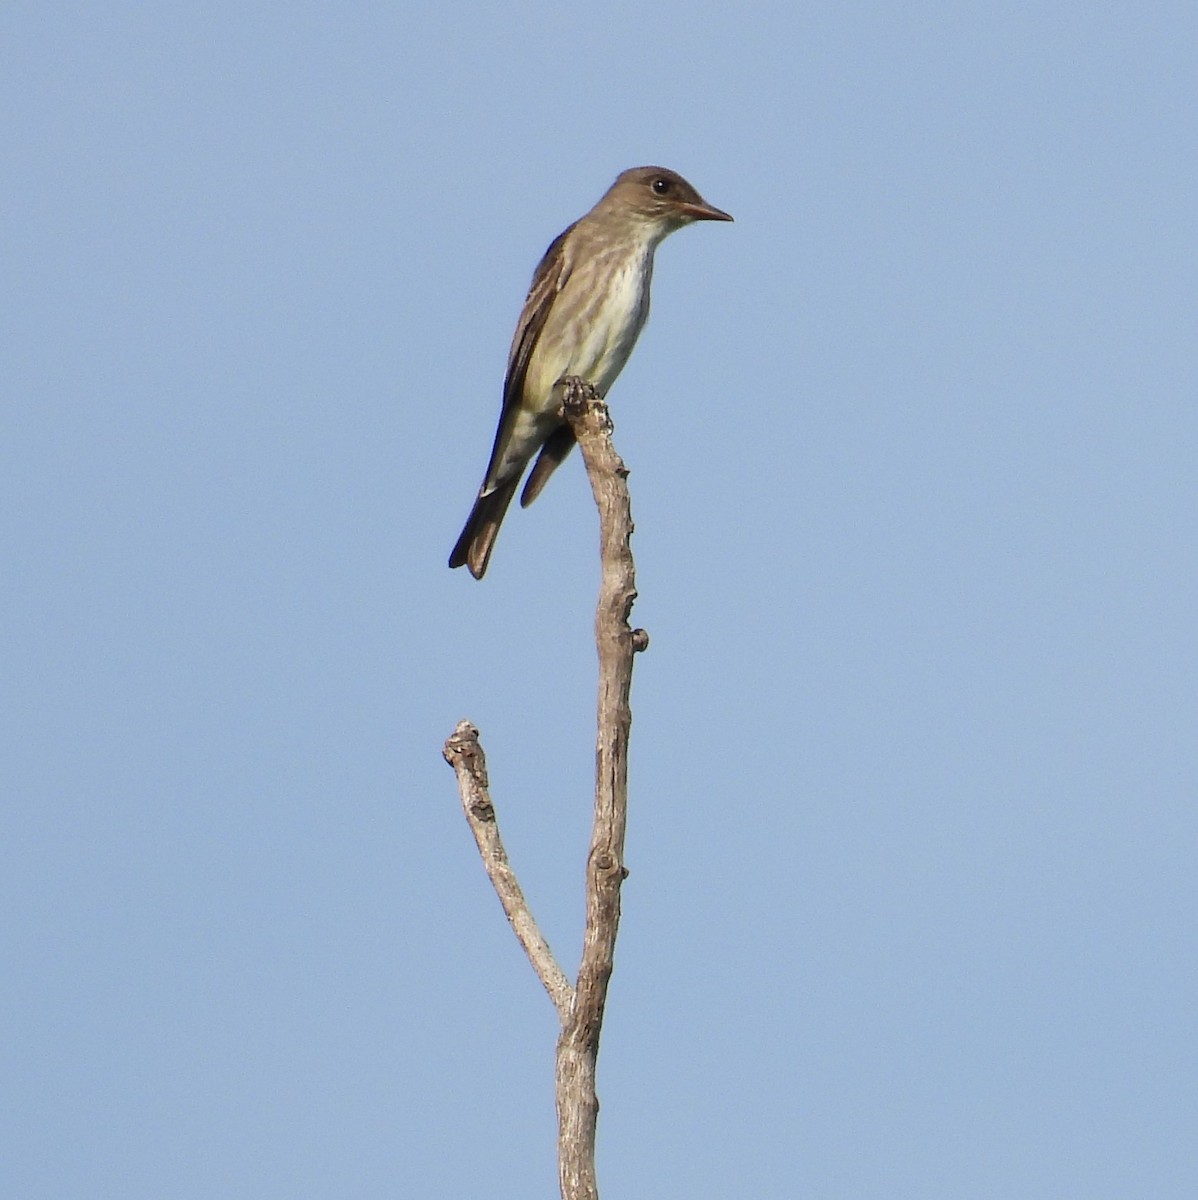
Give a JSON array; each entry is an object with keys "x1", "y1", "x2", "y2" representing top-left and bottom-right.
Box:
[{"x1": 598, "y1": 166, "x2": 733, "y2": 235}]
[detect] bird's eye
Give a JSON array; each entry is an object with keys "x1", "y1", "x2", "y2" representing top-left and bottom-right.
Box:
[{"x1": 652, "y1": 178, "x2": 672, "y2": 195}]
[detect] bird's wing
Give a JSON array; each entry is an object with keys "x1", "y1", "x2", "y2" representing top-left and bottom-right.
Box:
[{"x1": 479, "y1": 224, "x2": 576, "y2": 491}]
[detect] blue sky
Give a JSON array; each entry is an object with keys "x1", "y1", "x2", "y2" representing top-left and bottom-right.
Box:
[{"x1": 3, "y1": 3, "x2": 1196, "y2": 1197}]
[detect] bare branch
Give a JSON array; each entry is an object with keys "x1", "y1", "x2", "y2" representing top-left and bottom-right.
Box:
[
  {"x1": 443, "y1": 720, "x2": 574, "y2": 1018},
  {"x1": 444, "y1": 378, "x2": 644, "y2": 1200},
  {"x1": 554, "y1": 377, "x2": 645, "y2": 1200}
]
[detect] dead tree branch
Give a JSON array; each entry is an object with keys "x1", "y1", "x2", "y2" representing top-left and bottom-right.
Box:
[
  {"x1": 444, "y1": 378, "x2": 645, "y2": 1200},
  {"x1": 554, "y1": 377, "x2": 644, "y2": 1200},
  {"x1": 442, "y1": 721, "x2": 573, "y2": 1018}
]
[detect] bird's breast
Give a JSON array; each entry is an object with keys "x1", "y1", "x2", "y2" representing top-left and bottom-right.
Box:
[{"x1": 527, "y1": 244, "x2": 654, "y2": 404}]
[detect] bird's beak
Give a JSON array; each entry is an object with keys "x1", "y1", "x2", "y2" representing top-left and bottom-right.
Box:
[{"x1": 678, "y1": 200, "x2": 734, "y2": 222}]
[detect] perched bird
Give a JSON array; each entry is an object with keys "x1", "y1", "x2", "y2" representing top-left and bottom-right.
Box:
[{"x1": 449, "y1": 165, "x2": 732, "y2": 579}]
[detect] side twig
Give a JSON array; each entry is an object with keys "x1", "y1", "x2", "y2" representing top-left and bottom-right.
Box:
[{"x1": 443, "y1": 721, "x2": 573, "y2": 1018}]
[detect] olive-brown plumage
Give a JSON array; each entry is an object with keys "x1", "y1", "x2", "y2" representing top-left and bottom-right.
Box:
[{"x1": 449, "y1": 166, "x2": 732, "y2": 579}]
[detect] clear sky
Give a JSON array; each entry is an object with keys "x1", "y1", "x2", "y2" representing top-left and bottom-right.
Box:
[{"x1": 4, "y1": 3, "x2": 1196, "y2": 1197}]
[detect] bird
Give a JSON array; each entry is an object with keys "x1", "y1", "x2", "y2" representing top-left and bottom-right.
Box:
[{"x1": 449, "y1": 165, "x2": 732, "y2": 579}]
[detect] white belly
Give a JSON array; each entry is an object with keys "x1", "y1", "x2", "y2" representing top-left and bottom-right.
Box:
[{"x1": 525, "y1": 247, "x2": 654, "y2": 406}]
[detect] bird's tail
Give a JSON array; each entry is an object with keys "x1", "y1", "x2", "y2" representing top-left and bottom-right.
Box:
[
  {"x1": 520, "y1": 426, "x2": 576, "y2": 508},
  {"x1": 448, "y1": 474, "x2": 521, "y2": 579}
]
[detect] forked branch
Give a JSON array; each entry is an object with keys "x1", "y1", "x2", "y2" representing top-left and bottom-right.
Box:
[{"x1": 444, "y1": 378, "x2": 645, "y2": 1200}]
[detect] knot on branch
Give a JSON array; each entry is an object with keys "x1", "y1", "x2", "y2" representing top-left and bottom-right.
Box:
[
  {"x1": 631, "y1": 628, "x2": 649, "y2": 652},
  {"x1": 442, "y1": 720, "x2": 488, "y2": 787},
  {"x1": 469, "y1": 797, "x2": 495, "y2": 822},
  {"x1": 590, "y1": 848, "x2": 625, "y2": 883}
]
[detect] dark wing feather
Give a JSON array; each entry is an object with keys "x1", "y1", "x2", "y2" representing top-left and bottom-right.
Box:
[{"x1": 479, "y1": 224, "x2": 575, "y2": 490}]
